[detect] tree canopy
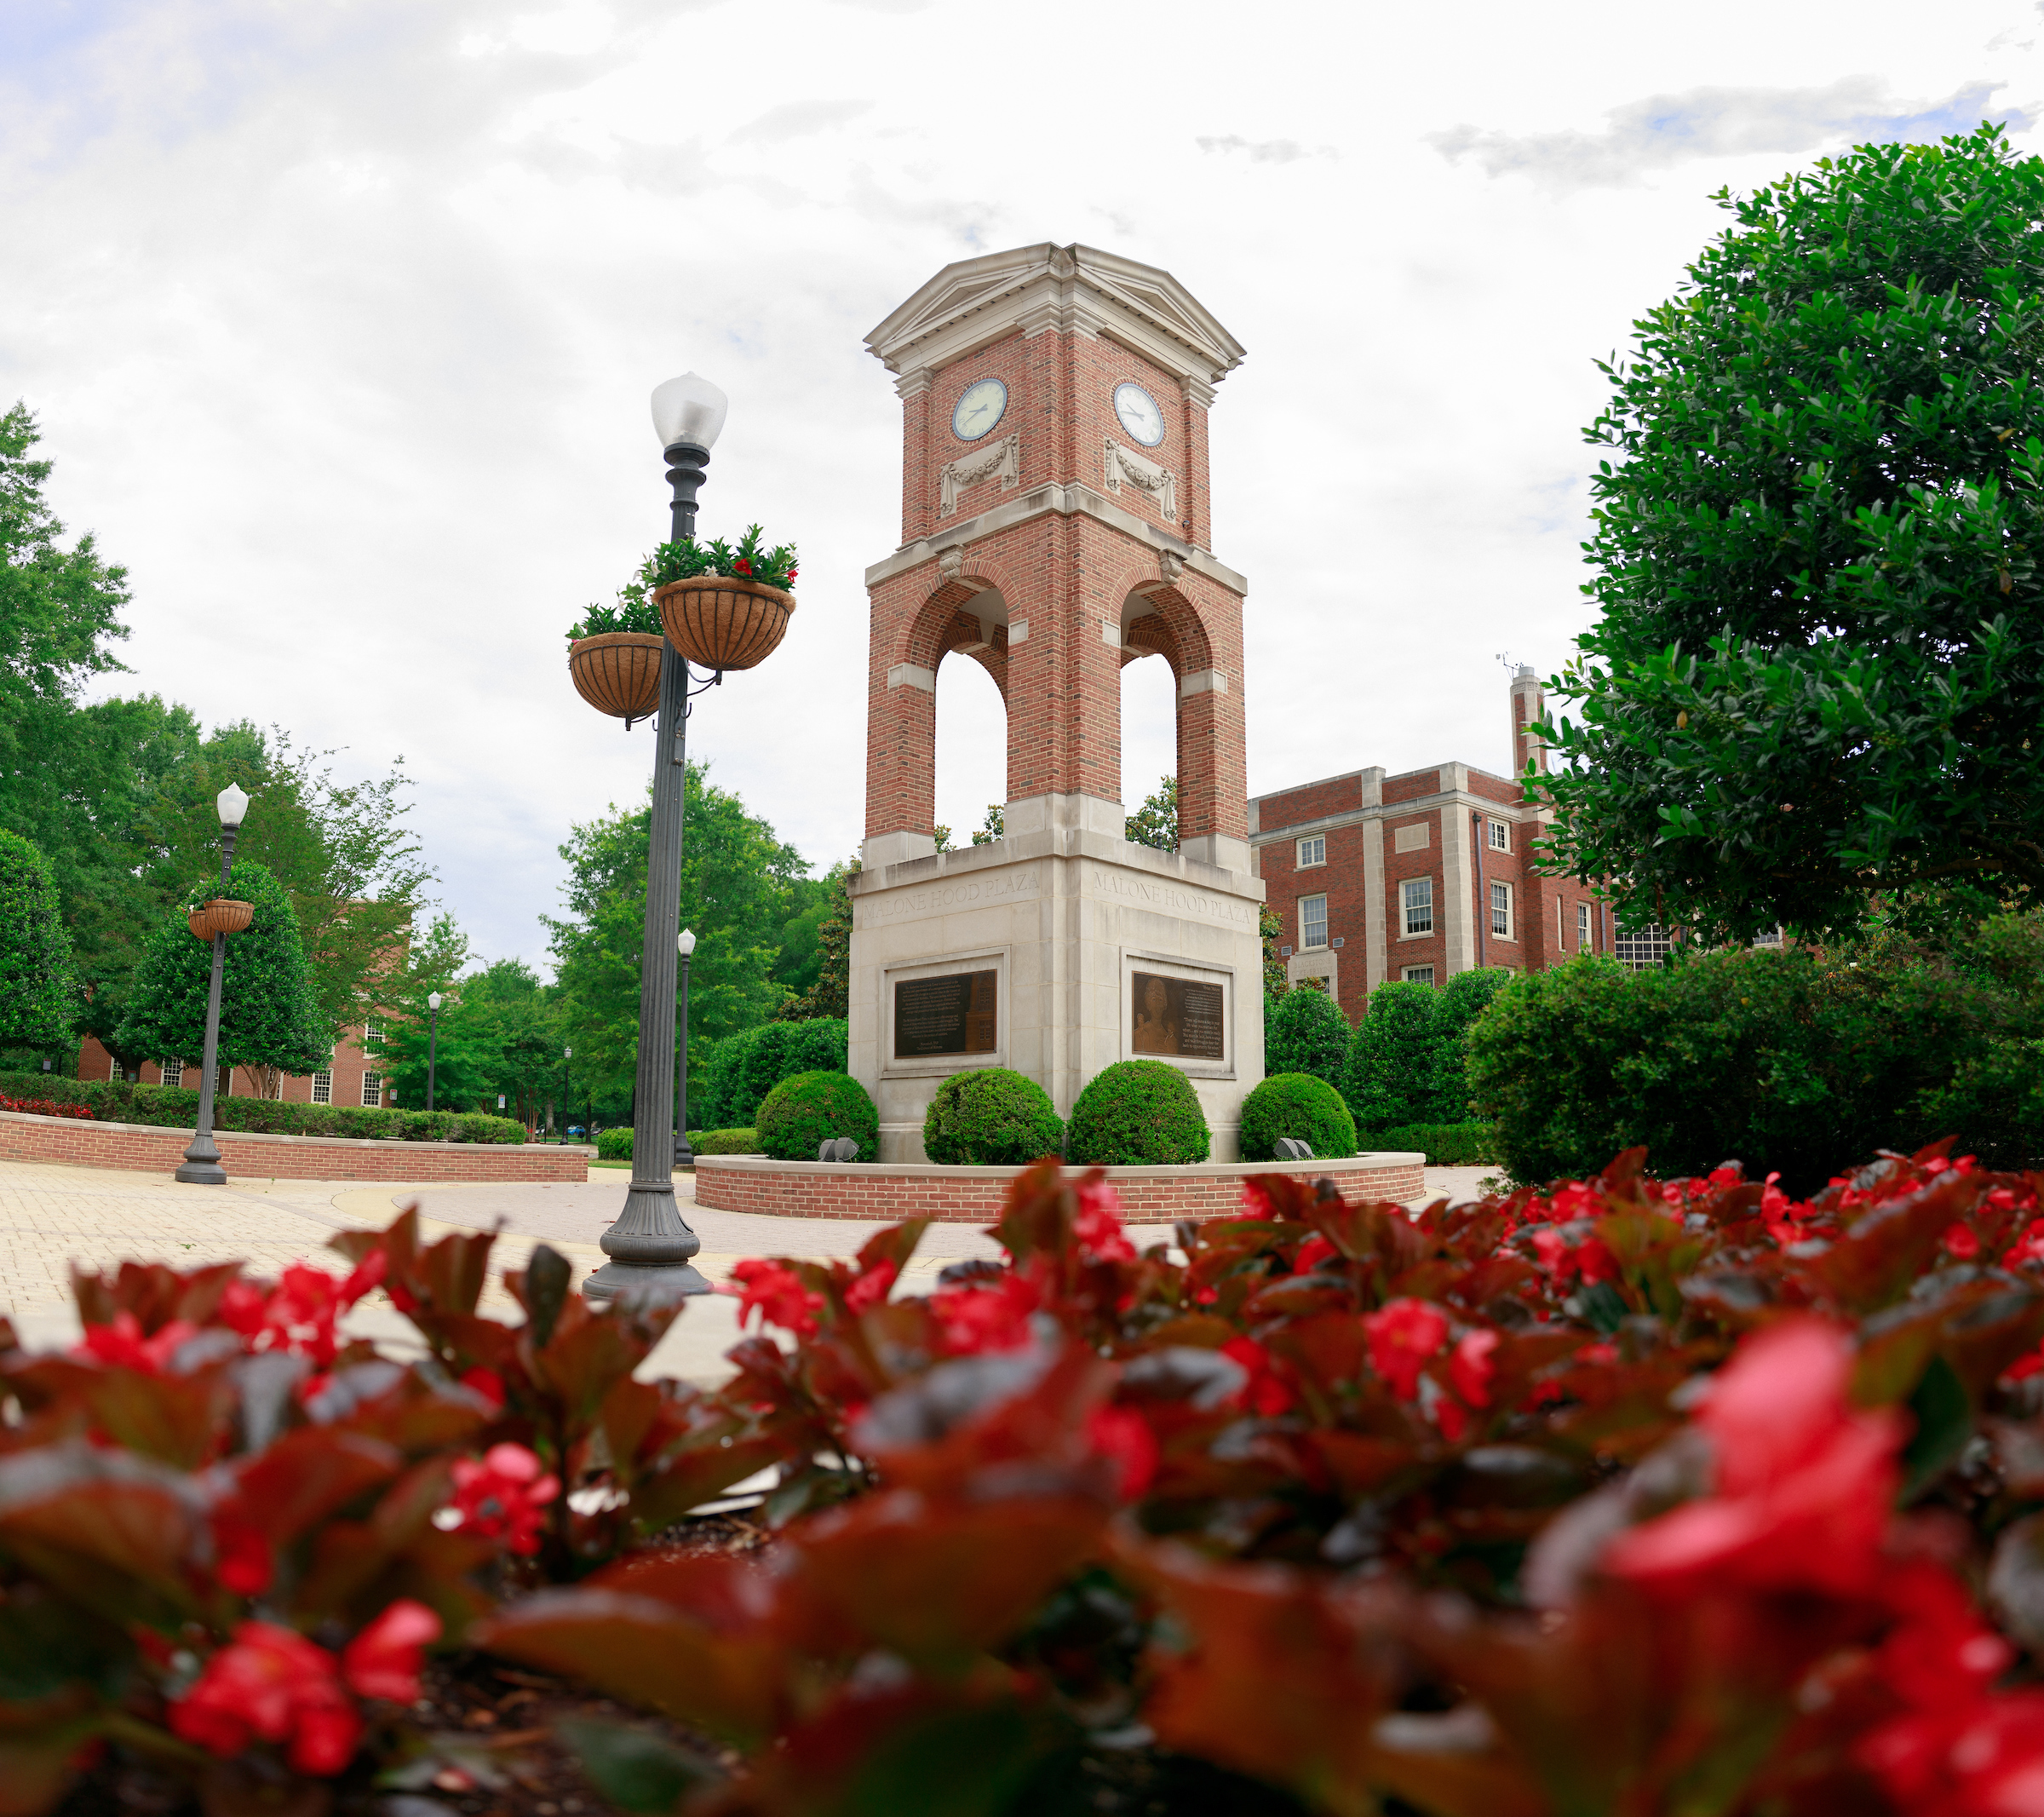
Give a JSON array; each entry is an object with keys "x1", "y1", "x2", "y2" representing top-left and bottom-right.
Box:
[{"x1": 1536, "y1": 125, "x2": 2044, "y2": 940}]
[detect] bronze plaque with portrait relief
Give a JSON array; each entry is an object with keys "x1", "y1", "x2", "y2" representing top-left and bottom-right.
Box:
[
  {"x1": 893, "y1": 969, "x2": 997, "y2": 1059},
  {"x1": 1130, "y1": 971, "x2": 1225, "y2": 1061}
]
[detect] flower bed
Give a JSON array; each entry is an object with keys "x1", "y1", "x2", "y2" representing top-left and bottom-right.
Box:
[
  {"x1": 0, "y1": 1090, "x2": 91, "y2": 1119},
  {"x1": 9, "y1": 1143, "x2": 2044, "y2": 1814}
]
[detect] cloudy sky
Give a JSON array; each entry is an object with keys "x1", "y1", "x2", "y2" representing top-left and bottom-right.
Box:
[{"x1": 5, "y1": 0, "x2": 2040, "y2": 969}]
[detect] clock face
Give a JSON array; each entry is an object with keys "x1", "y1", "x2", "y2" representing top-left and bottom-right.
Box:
[
  {"x1": 1113, "y1": 381, "x2": 1166, "y2": 447},
  {"x1": 951, "y1": 377, "x2": 1007, "y2": 441}
]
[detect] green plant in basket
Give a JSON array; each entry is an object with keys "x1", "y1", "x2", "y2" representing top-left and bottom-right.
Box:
[{"x1": 566, "y1": 526, "x2": 800, "y2": 646}]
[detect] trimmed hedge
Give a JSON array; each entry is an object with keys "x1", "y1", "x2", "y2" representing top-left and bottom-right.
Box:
[
  {"x1": 1066, "y1": 1061, "x2": 1209, "y2": 1167},
  {"x1": 922, "y1": 1067, "x2": 1064, "y2": 1165},
  {"x1": 1238, "y1": 1072, "x2": 1358, "y2": 1162},
  {"x1": 1264, "y1": 986, "x2": 1352, "y2": 1091},
  {"x1": 756, "y1": 1072, "x2": 878, "y2": 1163},
  {"x1": 1361, "y1": 1120, "x2": 1500, "y2": 1165},
  {"x1": 595, "y1": 1125, "x2": 633, "y2": 1161},
  {"x1": 0, "y1": 1072, "x2": 525, "y2": 1144},
  {"x1": 694, "y1": 1019, "x2": 848, "y2": 1130},
  {"x1": 691, "y1": 1127, "x2": 761, "y2": 1156}
]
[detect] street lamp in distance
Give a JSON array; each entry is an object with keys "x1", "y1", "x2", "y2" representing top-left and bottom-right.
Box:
[
  {"x1": 175, "y1": 784, "x2": 250, "y2": 1187},
  {"x1": 676, "y1": 927, "x2": 696, "y2": 1171},
  {"x1": 562, "y1": 1044, "x2": 572, "y2": 1143},
  {"x1": 426, "y1": 991, "x2": 442, "y2": 1113}
]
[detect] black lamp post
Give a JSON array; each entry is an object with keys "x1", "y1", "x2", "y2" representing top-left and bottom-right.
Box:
[
  {"x1": 675, "y1": 927, "x2": 696, "y2": 1170},
  {"x1": 426, "y1": 991, "x2": 442, "y2": 1113},
  {"x1": 561, "y1": 1044, "x2": 571, "y2": 1141},
  {"x1": 175, "y1": 784, "x2": 250, "y2": 1186},
  {"x1": 584, "y1": 373, "x2": 729, "y2": 1302}
]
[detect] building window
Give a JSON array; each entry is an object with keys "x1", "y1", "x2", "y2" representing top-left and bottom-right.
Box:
[
  {"x1": 1577, "y1": 902, "x2": 1592, "y2": 950},
  {"x1": 1402, "y1": 877, "x2": 1433, "y2": 935},
  {"x1": 1753, "y1": 926, "x2": 1784, "y2": 946},
  {"x1": 361, "y1": 1072, "x2": 383, "y2": 1107},
  {"x1": 160, "y1": 1059, "x2": 184, "y2": 1088},
  {"x1": 1402, "y1": 964, "x2": 1436, "y2": 986},
  {"x1": 1296, "y1": 835, "x2": 1325, "y2": 868},
  {"x1": 1488, "y1": 819, "x2": 1510, "y2": 852},
  {"x1": 312, "y1": 1071, "x2": 333, "y2": 1105},
  {"x1": 1491, "y1": 880, "x2": 1513, "y2": 939},
  {"x1": 1615, "y1": 924, "x2": 1674, "y2": 970},
  {"x1": 1300, "y1": 894, "x2": 1329, "y2": 949},
  {"x1": 363, "y1": 1020, "x2": 384, "y2": 1044}
]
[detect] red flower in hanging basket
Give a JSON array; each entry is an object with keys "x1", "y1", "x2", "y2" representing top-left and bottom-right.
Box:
[{"x1": 733, "y1": 556, "x2": 753, "y2": 576}]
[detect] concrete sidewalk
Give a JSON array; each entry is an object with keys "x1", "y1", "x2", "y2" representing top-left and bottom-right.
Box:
[{"x1": 0, "y1": 1159, "x2": 1496, "y2": 1387}]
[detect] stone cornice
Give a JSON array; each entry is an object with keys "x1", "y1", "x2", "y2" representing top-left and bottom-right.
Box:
[
  {"x1": 1250, "y1": 790, "x2": 1549, "y2": 848},
  {"x1": 865, "y1": 481, "x2": 1247, "y2": 595},
  {"x1": 866, "y1": 242, "x2": 1246, "y2": 390}
]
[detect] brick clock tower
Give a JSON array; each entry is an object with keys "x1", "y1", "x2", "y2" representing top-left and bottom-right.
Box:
[{"x1": 847, "y1": 243, "x2": 1266, "y2": 1161}]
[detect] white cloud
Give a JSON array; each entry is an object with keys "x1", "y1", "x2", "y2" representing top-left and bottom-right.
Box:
[
  {"x1": 1431, "y1": 77, "x2": 2034, "y2": 189},
  {"x1": 1195, "y1": 135, "x2": 1331, "y2": 164}
]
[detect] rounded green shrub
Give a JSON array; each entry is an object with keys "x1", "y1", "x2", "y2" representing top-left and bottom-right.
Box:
[
  {"x1": 922, "y1": 1067, "x2": 1064, "y2": 1165},
  {"x1": 0, "y1": 831, "x2": 78, "y2": 1049},
  {"x1": 756, "y1": 1071, "x2": 878, "y2": 1163},
  {"x1": 1239, "y1": 1072, "x2": 1358, "y2": 1162},
  {"x1": 1066, "y1": 1060, "x2": 1209, "y2": 1166},
  {"x1": 596, "y1": 1125, "x2": 633, "y2": 1160},
  {"x1": 689, "y1": 1127, "x2": 762, "y2": 1155}
]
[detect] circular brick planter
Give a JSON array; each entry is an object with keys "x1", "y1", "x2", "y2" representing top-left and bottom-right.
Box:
[{"x1": 692, "y1": 1152, "x2": 1427, "y2": 1224}]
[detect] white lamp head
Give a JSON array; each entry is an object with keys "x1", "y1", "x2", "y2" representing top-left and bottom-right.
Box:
[
  {"x1": 216, "y1": 784, "x2": 250, "y2": 829},
  {"x1": 428, "y1": 992, "x2": 442, "y2": 1011},
  {"x1": 678, "y1": 927, "x2": 697, "y2": 957},
  {"x1": 565, "y1": 1045, "x2": 573, "y2": 1059},
  {"x1": 651, "y1": 372, "x2": 727, "y2": 452}
]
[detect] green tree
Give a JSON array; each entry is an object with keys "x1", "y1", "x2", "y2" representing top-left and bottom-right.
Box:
[
  {"x1": 114, "y1": 860, "x2": 329, "y2": 1093},
  {"x1": 1128, "y1": 774, "x2": 1177, "y2": 852},
  {"x1": 970, "y1": 805, "x2": 1004, "y2": 846},
  {"x1": 0, "y1": 830, "x2": 78, "y2": 1052},
  {"x1": 1538, "y1": 126, "x2": 2044, "y2": 942},
  {"x1": 369, "y1": 916, "x2": 506, "y2": 1112},
  {"x1": 1344, "y1": 981, "x2": 1442, "y2": 1132},
  {"x1": 1265, "y1": 983, "x2": 1351, "y2": 1090},
  {"x1": 547, "y1": 764, "x2": 810, "y2": 1107},
  {"x1": 1431, "y1": 967, "x2": 1516, "y2": 1121},
  {"x1": 458, "y1": 957, "x2": 562, "y2": 1126},
  {"x1": 1260, "y1": 904, "x2": 1288, "y2": 999},
  {"x1": 781, "y1": 858, "x2": 857, "y2": 1022}
]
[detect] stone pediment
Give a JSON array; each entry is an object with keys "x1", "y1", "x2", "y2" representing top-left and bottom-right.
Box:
[{"x1": 867, "y1": 243, "x2": 1246, "y2": 388}]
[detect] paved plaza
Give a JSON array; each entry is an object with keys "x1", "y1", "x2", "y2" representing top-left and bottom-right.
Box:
[{"x1": 0, "y1": 1159, "x2": 1493, "y2": 1386}]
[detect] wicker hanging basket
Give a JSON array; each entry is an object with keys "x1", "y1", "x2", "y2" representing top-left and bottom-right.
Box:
[
  {"x1": 568, "y1": 632, "x2": 665, "y2": 722},
  {"x1": 656, "y1": 576, "x2": 795, "y2": 672},
  {"x1": 188, "y1": 900, "x2": 255, "y2": 941}
]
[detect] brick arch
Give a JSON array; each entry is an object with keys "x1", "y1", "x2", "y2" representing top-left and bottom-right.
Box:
[{"x1": 902, "y1": 581, "x2": 1009, "y2": 702}]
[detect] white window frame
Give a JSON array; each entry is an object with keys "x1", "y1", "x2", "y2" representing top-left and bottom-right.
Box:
[
  {"x1": 1299, "y1": 893, "x2": 1329, "y2": 950},
  {"x1": 1577, "y1": 901, "x2": 1592, "y2": 950},
  {"x1": 1295, "y1": 834, "x2": 1325, "y2": 869},
  {"x1": 1401, "y1": 964, "x2": 1436, "y2": 986},
  {"x1": 1615, "y1": 924, "x2": 1674, "y2": 970},
  {"x1": 1490, "y1": 879, "x2": 1513, "y2": 940},
  {"x1": 1401, "y1": 877, "x2": 1434, "y2": 937},
  {"x1": 1488, "y1": 819, "x2": 1511, "y2": 853},
  {"x1": 1753, "y1": 926, "x2": 1784, "y2": 947},
  {"x1": 311, "y1": 1071, "x2": 333, "y2": 1105},
  {"x1": 363, "y1": 1021, "x2": 384, "y2": 1044},
  {"x1": 160, "y1": 1059, "x2": 183, "y2": 1089},
  {"x1": 361, "y1": 1072, "x2": 383, "y2": 1108}
]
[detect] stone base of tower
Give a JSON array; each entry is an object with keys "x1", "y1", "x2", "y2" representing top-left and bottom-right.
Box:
[{"x1": 847, "y1": 793, "x2": 1266, "y2": 1164}]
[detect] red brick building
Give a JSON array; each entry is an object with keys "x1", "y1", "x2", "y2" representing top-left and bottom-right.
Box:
[
  {"x1": 73, "y1": 1021, "x2": 398, "y2": 1109},
  {"x1": 1252, "y1": 666, "x2": 1623, "y2": 1023}
]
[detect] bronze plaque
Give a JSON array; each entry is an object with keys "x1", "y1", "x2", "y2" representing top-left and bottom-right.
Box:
[
  {"x1": 893, "y1": 969, "x2": 998, "y2": 1059},
  {"x1": 1131, "y1": 971, "x2": 1226, "y2": 1061}
]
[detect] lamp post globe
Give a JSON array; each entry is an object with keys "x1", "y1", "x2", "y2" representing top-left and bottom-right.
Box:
[
  {"x1": 585, "y1": 371, "x2": 782, "y2": 1302},
  {"x1": 175, "y1": 785, "x2": 253, "y2": 1185},
  {"x1": 426, "y1": 991, "x2": 442, "y2": 1113}
]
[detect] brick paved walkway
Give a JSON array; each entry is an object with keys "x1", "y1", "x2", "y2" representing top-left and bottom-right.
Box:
[{"x1": 0, "y1": 1159, "x2": 1494, "y2": 1387}]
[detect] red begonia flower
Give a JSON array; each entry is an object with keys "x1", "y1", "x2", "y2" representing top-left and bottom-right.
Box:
[
  {"x1": 1086, "y1": 1406, "x2": 1159, "y2": 1498},
  {"x1": 1295, "y1": 1233, "x2": 1337, "y2": 1271},
  {"x1": 75, "y1": 1313, "x2": 198, "y2": 1374},
  {"x1": 844, "y1": 1259, "x2": 898, "y2": 1314},
  {"x1": 1075, "y1": 1181, "x2": 1136, "y2": 1262},
  {"x1": 1221, "y1": 1336, "x2": 1295, "y2": 1417},
  {"x1": 1449, "y1": 1329, "x2": 1499, "y2": 1409},
  {"x1": 340, "y1": 1598, "x2": 442, "y2": 1703},
  {"x1": 212, "y1": 1504, "x2": 273, "y2": 1596},
  {"x1": 460, "y1": 1366, "x2": 506, "y2": 1409},
  {"x1": 1364, "y1": 1298, "x2": 1449, "y2": 1401},
  {"x1": 445, "y1": 1443, "x2": 560, "y2": 1555},
  {"x1": 930, "y1": 1273, "x2": 1039, "y2": 1354},
  {"x1": 721, "y1": 1259, "x2": 824, "y2": 1337},
  {"x1": 169, "y1": 1621, "x2": 361, "y2": 1776},
  {"x1": 1605, "y1": 1318, "x2": 1900, "y2": 1597}
]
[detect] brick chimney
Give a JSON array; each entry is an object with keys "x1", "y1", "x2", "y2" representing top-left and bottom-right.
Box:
[{"x1": 1510, "y1": 664, "x2": 1546, "y2": 777}]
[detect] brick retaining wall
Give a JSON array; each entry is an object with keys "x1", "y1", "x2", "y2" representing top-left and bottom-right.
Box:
[
  {"x1": 0, "y1": 1110, "x2": 591, "y2": 1182},
  {"x1": 694, "y1": 1153, "x2": 1428, "y2": 1224}
]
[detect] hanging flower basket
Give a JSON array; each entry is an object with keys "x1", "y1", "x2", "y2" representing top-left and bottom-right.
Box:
[
  {"x1": 568, "y1": 632, "x2": 665, "y2": 723},
  {"x1": 188, "y1": 900, "x2": 255, "y2": 941},
  {"x1": 656, "y1": 576, "x2": 795, "y2": 672}
]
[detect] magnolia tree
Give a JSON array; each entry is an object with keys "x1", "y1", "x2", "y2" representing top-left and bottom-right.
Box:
[
  {"x1": 1537, "y1": 125, "x2": 2044, "y2": 940},
  {"x1": 115, "y1": 859, "x2": 328, "y2": 1094},
  {"x1": 0, "y1": 829, "x2": 77, "y2": 1053}
]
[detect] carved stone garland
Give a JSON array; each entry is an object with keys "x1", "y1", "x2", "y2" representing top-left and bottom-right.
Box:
[
  {"x1": 939, "y1": 433, "x2": 1020, "y2": 516},
  {"x1": 1102, "y1": 438, "x2": 1177, "y2": 521}
]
